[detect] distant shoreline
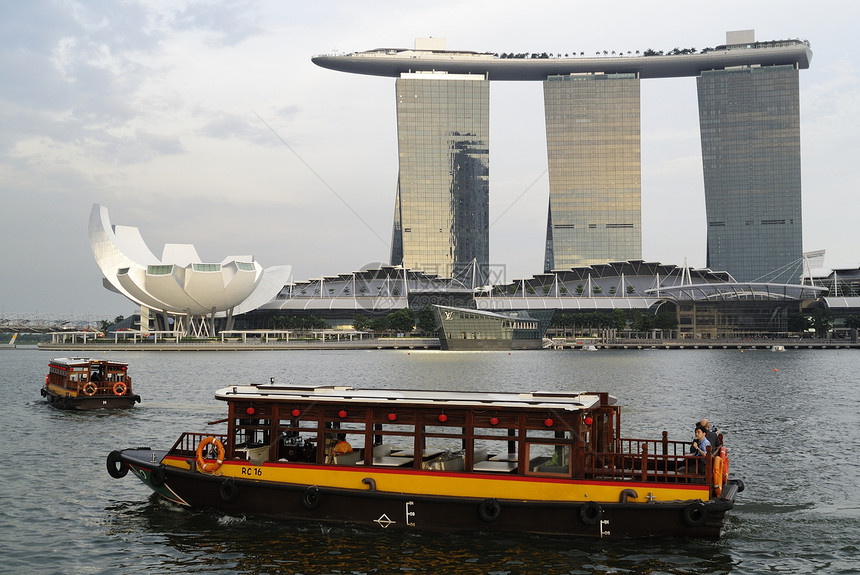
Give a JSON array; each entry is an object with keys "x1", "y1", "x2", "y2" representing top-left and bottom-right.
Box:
[{"x1": 31, "y1": 337, "x2": 860, "y2": 352}]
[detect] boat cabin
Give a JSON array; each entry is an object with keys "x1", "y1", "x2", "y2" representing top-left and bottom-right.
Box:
[
  {"x1": 43, "y1": 357, "x2": 139, "y2": 409},
  {"x1": 174, "y1": 383, "x2": 718, "y2": 492}
]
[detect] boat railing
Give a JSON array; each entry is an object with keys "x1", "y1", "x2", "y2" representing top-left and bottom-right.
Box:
[
  {"x1": 168, "y1": 432, "x2": 231, "y2": 458},
  {"x1": 78, "y1": 380, "x2": 131, "y2": 396},
  {"x1": 585, "y1": 433, "x2": 713, "y2": 487}
]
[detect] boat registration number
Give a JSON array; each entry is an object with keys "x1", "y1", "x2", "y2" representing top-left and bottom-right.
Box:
[{"x1": 240, "y1": 466, "x2": 263, "y2": 477}]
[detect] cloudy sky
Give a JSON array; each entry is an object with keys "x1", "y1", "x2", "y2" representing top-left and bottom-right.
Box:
[{"x1": 2, "y1": 0, "x2": 858, "y2": 318}]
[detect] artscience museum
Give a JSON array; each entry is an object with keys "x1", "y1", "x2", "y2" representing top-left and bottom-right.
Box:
[{"x1": 88, "y1": 204, "x2": 291, "y2": 336}]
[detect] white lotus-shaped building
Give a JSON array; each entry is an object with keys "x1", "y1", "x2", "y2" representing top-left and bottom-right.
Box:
[{"x1": 89, "y1": 204, "x2": 291, "y2": 335}]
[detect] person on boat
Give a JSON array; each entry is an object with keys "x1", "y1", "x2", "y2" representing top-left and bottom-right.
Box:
[
  {"x1": 324, "y1": 423, "x2": 353, "y2": 463},
  {"x1": 690, "y1": 425, "x2": 711, "y2": 473},
  {"x1": 691, "y1": 426, "x2": 711, "y2": 456},
  {"x1": 698, "y1": 419, "x2": 720, "y2": 449}
]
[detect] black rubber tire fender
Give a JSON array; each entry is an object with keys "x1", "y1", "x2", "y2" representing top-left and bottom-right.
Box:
[
  {"x1": 219, "y1": 478, "x2": 239, "y2": 503},
  {"x1": 106, "y1": 451, "x2": 128, "y2": 479},
  {"x1": 477, "y1": 498, "x2": 502, "y2": 522},
  {"x1": 579, "y1": 501, "x2": 602, "y2": 525},
  {"x1": 302, "y1": 486, "x2": 321, "y2": 510},
  {"x1": 682, "y1": 501, "x2": 708, "y2": 527},
  {"x1": 150, "y1": 465, "x2": 167, "y2": 488}
]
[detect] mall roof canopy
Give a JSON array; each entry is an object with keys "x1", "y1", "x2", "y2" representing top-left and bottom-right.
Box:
[{"x1": 650, "y1": 283, "x2": 826, "y2": 301}]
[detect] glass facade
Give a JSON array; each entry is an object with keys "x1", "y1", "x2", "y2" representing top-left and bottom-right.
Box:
[
  {"x1": 543, "y1": 74, "x2": 642, "y2": 272},
  {"x1": 677, "y1": 301, "x2": 794, "y2": 339},
  {"x1": 391, "y1": 73, "x2": 490, "y2": 280},
  {"x1": 697, "y1": 65, "x2": 802, "y2": 282}
]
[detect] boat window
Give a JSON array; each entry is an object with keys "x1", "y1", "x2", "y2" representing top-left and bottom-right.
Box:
[
  {"x1": 371, "y1": 422, "x2": 414, "y2": 454},
  {"x1": 275, "y1": 416, "x2": 318, "y2": 463},
  {"x1": 525, "y1": 443, "x2": 572, "y2": 476},
  {"x1": 322, "y1": 420, "x2": 365, "y2": 464},
  {"x1": 235, "y1": 416, "x2": 272, "y2": 448},
  {"x1": 423, "y1": 423, "x2": 465, "y2": 453},
  {"x1": 473, "y1": 426, "x2": 519, "y2": 464}
]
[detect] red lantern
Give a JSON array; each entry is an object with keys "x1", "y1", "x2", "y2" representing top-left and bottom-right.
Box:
[
  {"x1": 489, "y1": 417, "x2": 499, "y2": 426},
  {"x1": 291, "y1": 408, "x2": 301, "y2": 417},
  {"x1": 338, "y1": 409, "x2": 347, "y2": 419},
  {"x1": 544, "y1": 418, "x2": 554, "y2": 428},
  {"x1": 438, "y1": 414, "x2": 448, "y2": 423},
  {"x1": 584, "y1": 416, "x2": 593, "y2": 425},
  {"x1": 246, "y1": 407, "x2": 255, "y2": 416},
  {"x1": 388, "y1": 412, "x2": 397, "y2": 421}
]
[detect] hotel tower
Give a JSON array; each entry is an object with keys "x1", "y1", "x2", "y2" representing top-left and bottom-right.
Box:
[{"x1": 313, "y1": 31, "x2": 811, "y2": 283}]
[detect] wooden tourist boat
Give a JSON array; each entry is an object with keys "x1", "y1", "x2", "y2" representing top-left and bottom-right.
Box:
[
  {"x1": 42, "y1": 357, "x2": 140, "y2": 410},
  {"x1": 106, "y1": 383, "x2": 742, "y2": 538}
]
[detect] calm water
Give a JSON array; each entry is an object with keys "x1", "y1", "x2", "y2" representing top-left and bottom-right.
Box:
[{"x1": 1, "y1": 346, "x2": 859, "y2": 574}]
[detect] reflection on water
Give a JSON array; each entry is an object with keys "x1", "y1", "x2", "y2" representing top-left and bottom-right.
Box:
[{"x1": 3, "y1": 348, "x2": 859, "y2": 574}]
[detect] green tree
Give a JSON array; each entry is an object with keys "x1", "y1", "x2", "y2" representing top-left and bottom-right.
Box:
[
  {"x1": 787, "y1": 313, "x2": 812, "y2": 334},
  {"x1": 387, "y1": 308, "x2": 415, "y2": 333},
  {"x1": 352, "y1": 316, "x2": 371, "y2": 331},
  {"x1": 416, "y1": 306, "x2": 437, "y2": 334},
  {"x1": 99, "y1": 315, "x2": 125, "y2": 332},
  {"x1": 654, "y1": 311, "x2": 678, "y2": 331},
  {"x1": 612, "y1": 309, "x2": 627, "y2": 330},
  {"x1": 370, "y1": 316, "x2": 390, "y2": 332},
  {"x1": 810, "y1": 308, "x2": 834, "y2": 338},
  {"x1": 630, "y1": 310, "x2": 654, "y2": 332}
]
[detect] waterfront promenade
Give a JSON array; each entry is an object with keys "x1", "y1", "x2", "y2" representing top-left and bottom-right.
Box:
[
  {"x1": 37, "y1": 336, "x2": 442, "y2": 352},
  {"x1": 547, "y1": 337, "x2": 860, "y2": 351},
  {"x1": 35, "y1": 336, "x2": 859, "y2": 352}
]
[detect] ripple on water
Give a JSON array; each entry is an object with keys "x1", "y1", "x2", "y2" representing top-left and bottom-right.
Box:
[{"x1": 2, "y1": 348, "x2": 860, "y2": 574}]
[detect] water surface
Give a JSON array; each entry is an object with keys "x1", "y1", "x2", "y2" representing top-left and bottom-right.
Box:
[{"x1": 2, "y1": 347, "x2": 858, "y2": 574}]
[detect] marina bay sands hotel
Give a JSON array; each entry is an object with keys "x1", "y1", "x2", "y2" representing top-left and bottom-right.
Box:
[{"x1": 313, "y1": 30, "x2": 812, "y2": 283}]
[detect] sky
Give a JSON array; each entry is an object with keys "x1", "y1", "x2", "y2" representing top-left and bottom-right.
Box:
[{"x1": 2, "y1": 0, "x2": 859, "y2": 318}]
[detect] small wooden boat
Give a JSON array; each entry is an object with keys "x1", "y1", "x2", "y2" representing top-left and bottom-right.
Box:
[
  {"x1": 42, "y1": 357, "x2": 140, "y2": 410},
  {"x1": 107, "y1": 383, "x2": 741, "y2": 538}
]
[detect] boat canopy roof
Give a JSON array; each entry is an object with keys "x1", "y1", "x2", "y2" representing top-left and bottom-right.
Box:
[
  {"x1": 216, "y1": 384, "x2": 613, "y2": 412},
  {"x1": 49, "y1": 357, "x2": 128, "y2": 367}
]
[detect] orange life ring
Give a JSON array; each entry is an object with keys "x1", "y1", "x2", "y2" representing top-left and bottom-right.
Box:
[
  {"x1": 719, "y1": 446, "x2": 728, "y2": 483},
  {"x1": 712, "y1": 453, "x2": 724, "y2": 497},
  {"x1": 83, "y1": 382, "x2": 98, "y2": 396},
  {"x1": 196, "y1": 437, "x2": 225, "y2": 473},
  {"x1": 113, "y1": 382, "x2": 127, "y2": 396}
]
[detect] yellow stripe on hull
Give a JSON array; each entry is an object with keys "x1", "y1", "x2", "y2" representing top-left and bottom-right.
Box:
[
  {"x1": 46, "y1": 383, "x2": 76, "y2": 397},
  {"x1": 162, "y1": 457, "x2": 708, "y2": 503}
]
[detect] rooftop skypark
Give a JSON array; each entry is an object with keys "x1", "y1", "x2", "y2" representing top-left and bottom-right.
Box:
[{"x1": 312, "y1": 38, "x2": 811, "y2": 80}]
